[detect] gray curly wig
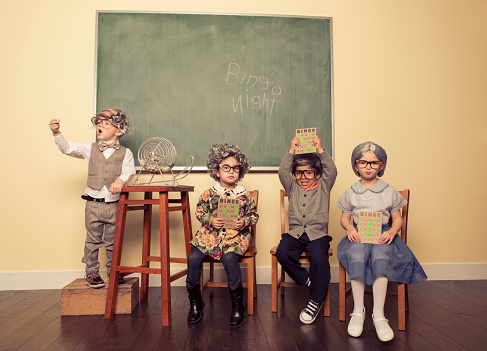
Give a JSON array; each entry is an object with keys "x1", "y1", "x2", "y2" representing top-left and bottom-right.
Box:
[
  {"x1": 351, "y1": 141, "x2": 387, "y2": 177},
  {"x1": 206, "y1": 143, "x2": 250, "y2": 182},
  {"x1": 91, "y1": 108, "x2": 131, "y2": 136}
]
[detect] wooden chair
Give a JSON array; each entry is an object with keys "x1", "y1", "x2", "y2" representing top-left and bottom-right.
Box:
[
  {"x1": 339, "y1": 189, "x2": 410, "y2": 331},
  {"x1": 200, "y1": 190, "x2": 259, "y2": 315},
  {"x1": 270, "y1": 189, "x2": 332, "y2": 316}
]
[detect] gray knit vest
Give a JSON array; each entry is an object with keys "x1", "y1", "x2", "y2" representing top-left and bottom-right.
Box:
[{"x1": 87, "y1": 143, "x2": 126, "y2": 191}]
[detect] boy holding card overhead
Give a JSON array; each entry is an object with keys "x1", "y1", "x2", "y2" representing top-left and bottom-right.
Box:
[
  {"x1": 186, "y1": 144, "x2": 259, "y2": 328},
  {"x1": 337, "y1": 142, "x2": 427, "y2": 342},
  {"x1": 276, "y1": 132, "x2": 337, "y2": 324}
]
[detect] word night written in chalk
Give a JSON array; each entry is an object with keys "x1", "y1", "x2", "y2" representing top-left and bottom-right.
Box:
[{"x1": 225, "y1": 63, "x2": 281, "y2": 116}]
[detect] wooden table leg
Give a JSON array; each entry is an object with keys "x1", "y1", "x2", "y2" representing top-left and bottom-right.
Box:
[
  {"x1": 181, "y1": 191, "x2": 193, "y2": 257},
  {"x1": 105, "y1": 192, "x2": 128, "y2": 319},
  {"x1": 141, "y1": 191, "x2": 152, "y2": 301},
  {"x1": 159, "y1": 191, "x2": 171, "y2": 326}
]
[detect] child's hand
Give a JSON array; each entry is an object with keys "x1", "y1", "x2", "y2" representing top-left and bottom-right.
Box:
[
  {"x1": 109, "y1": 178, "x2": 125, "y2": 194},
  {"x1": 379, "y1": 230, "x2": 396, "y2": 245},
  {"x1": 211, "y1": 217, "x2": 225, "y2": 229},
  {"x1": 289, "y1": 137, "x2": 300, "y2": 154},
  {"x1": 347, "y1": 226, "x2": 361, "y2": 243},
  {"x1": 312, "y1": 135, "x2": 325, "y2": 153},
  {"x1": 380, "y1": 211, "x2": 401, "y2": 245},
  {"x1": 49, "y1": 119, "x2": 61, "y2": 136},
  {"x1": 233, "y1": 217, "x2": 245, "y2": 231}
]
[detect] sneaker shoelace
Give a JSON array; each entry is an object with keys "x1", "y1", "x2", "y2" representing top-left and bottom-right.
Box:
[{"x1": 304, "y1": 300, "x2": 320, "y2": 316}]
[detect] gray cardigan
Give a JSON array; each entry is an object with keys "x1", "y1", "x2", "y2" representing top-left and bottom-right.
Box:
[{"x1": 278, "y1": 151, "x2": 337, "y2": 241}]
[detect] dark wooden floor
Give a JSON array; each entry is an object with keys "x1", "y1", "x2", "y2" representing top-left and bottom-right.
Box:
[{"x1": 1, "y1": 280, "x2": 486, "y2": 350}]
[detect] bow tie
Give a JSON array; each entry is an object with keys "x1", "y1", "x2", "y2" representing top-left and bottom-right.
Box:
[
  {"x1": 98, "y1": 140, "x2": 120, "y2": 152},
  {"x1": 302, "y1": 182, "x2": 318, "y2": 192}
]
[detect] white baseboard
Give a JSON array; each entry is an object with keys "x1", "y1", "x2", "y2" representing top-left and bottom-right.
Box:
[{"x1": 1, "y1": 263, "x2": 486, "y2": 290}]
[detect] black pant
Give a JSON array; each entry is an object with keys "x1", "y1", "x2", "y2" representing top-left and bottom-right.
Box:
[
  {"x1": 186, "y1": 248, "x2": 242, "y2": 291},
  {"x1": 275, "y1": 233, "x2": 331, "y2": 303}
]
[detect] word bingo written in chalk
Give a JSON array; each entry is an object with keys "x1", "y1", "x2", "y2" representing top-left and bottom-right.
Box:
[
  {"x1": 217, "y1": 198, "x2": 240, "y2": 229},
  {"x1": 295, "y1": 128, "x2": 317, "y2": 154},
  {"x1": 358, "y1": 211, "x2": 382, "y2": 244}
]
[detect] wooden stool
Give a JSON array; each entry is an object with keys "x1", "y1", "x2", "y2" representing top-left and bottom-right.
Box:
[{"x1": 104, "y1": 185, "x2": 194, "y2": 326}]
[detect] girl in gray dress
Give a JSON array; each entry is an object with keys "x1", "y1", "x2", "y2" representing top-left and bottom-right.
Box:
[{"x1": 337, "y1": 142, "x2": 427, "y2": 342}]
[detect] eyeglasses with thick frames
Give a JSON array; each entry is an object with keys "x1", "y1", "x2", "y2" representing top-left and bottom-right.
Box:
[
  {"x1": 356, "y1": 160, "x2": 382, "y2": 170},
  {"x1": 292, "y1": 170, "x2": 316, "y2": 180},
  {"x1": 95, "y1": 118, "x2": 117, "y2": 129},
  {"x1": 219, "y1": 164, "x2": 241, "y2": 173}
]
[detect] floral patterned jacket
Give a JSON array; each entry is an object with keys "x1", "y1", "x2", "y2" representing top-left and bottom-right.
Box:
[{"x1": 189, "y1": 183, "x2": 259, "y2": 259}]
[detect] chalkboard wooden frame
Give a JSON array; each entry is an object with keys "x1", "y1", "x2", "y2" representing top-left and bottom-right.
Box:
[{"x1": 95, "y1": 12, "x2": 334, "y2": 170}]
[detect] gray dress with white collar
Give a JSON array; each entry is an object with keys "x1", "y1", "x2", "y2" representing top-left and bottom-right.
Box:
[{"x1": 336, "y1": 179, "x2": 427, "y2": 285}]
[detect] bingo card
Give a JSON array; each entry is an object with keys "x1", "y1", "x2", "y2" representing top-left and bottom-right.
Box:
[
  {"x1": 217, "y1": 198, "x2": 239, "y2": 229},
  {"x1": 295, "y1": 128, "x2": 317, "y2": 154},
  {"x1": 358, "y1": 211, "x2": 382, "y2": 244}
]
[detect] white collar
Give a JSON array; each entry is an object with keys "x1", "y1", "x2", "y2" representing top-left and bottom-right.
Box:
[
  {"x1": 212, "y1": 182, "x2": 246, "y2": 197},
  {"x1": 351, "y1": 179, "x2": 389, "y2": 194}
]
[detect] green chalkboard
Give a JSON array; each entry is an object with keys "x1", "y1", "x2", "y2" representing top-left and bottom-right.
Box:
[{"x1": 96, "y1": 12, "x2": 333, "y2": 169}]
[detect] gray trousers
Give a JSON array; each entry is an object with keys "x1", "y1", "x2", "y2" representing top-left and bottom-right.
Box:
[{"x1": 82, "y1": 200, "x2": 118, "y2": 276}]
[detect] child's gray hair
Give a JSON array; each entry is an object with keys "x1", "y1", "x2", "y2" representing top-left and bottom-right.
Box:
[
  {"x1": 351, "y1": 141, "x2": 387, "y2": 177},
  {"x1": 206, "y1": 143, "x2": 250, "y2": 181},
  {"x1": 91, "y1": 108, "x2": 131, "y2": 136}
]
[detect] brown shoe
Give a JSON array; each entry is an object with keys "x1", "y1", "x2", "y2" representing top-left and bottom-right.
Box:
[{"x1": 85, "y1": 272, "x2": 105, "y2": 289}]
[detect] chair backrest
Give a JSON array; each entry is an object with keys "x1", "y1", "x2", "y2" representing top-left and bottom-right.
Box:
[
  {"x1": 280, "y1": 190, "x2": 287, "y2": 235},
  {"x1": 395, "y1": 189, "x2": 410, "y2": 244},
  {"x1": 248, "y1": 190, "x2": 259, "y2": 250}
]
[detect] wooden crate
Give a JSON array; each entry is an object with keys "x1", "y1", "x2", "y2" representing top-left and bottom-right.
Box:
[{"x1": 61, "y1": 277, "x2": 139, "y2": 316}]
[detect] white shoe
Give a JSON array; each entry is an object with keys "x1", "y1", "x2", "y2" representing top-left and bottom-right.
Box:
[
  {"x1": 347, "y1": 308, "x2": 365, "y2": 337},
  {"x1": 372, "y1": 314, "x2": 394, "y2": 342}
]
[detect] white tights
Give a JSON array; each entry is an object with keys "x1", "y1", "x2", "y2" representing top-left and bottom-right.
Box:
[{"x1": 349, "y1": 274, "x2": 389, "y2": 331}]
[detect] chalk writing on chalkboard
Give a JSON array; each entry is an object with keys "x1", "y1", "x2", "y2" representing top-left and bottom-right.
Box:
[{"x1": 225, "y1": 63, "x2": 282, "y2": 116}]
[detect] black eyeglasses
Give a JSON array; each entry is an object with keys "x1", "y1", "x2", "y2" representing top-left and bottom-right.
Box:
[
  {"x1": 356, "y1": 160, "x2": 382, "y2": 170},
  {"x1": 292, "y1": 170, "x2": 316, "y2": 179},
  {"x1": 219, "y1": 164, "x2": 240, "y2": 173}
]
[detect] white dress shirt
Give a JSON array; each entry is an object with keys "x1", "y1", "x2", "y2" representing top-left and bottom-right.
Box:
[{"x1": 54, "y1": 134, "x2": 135, "y2": 202}]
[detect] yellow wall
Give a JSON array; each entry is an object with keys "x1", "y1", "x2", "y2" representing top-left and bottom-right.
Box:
[{"x1": 2, "y1": 0, "x2": 486, "y2": 275}]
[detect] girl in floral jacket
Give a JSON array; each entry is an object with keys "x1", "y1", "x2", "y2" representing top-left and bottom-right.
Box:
[{"x1": 186, "y1": 144, "x2": 259, "y2": 328}]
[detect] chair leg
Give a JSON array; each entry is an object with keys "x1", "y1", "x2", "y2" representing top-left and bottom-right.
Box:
[
  {"x1": 209, "y1": 262, "x2": 214, "y2": 297},
  {"x1": 398, "y1": 282, "x2": 406, "y2": 331},
  {"x1": 323, "y1": 284, "x2": 330, "y2": 317},
  {"x1": 405, "y1": 284, "x2": 409, "y2": 311},
  {"x1": 253, "y1": 258, "x2": 258, "y2": 298},
  {"x1": 199, "y1": 272, "x2": 204, "y2": 294},
  {"x1": 280, "y1": 266, "x2": 286, "y2": 297},
  {"x1": 247, "y1": 259, "x2": 254, "y2": 315},
  {"x1": 271, "y1": 255, "x2": 278, "y2": 312},
  {"x1": 339, "y1": 263, "x2": 347, "y2": 321}
]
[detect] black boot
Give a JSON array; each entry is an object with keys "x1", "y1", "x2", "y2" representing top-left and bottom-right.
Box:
[
  {"x1": 187, "y1": 284, "x2": 204, "y2": 324},
  {"x1": 229, "y1": 283, "x2": 246, "y2": 328}
]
